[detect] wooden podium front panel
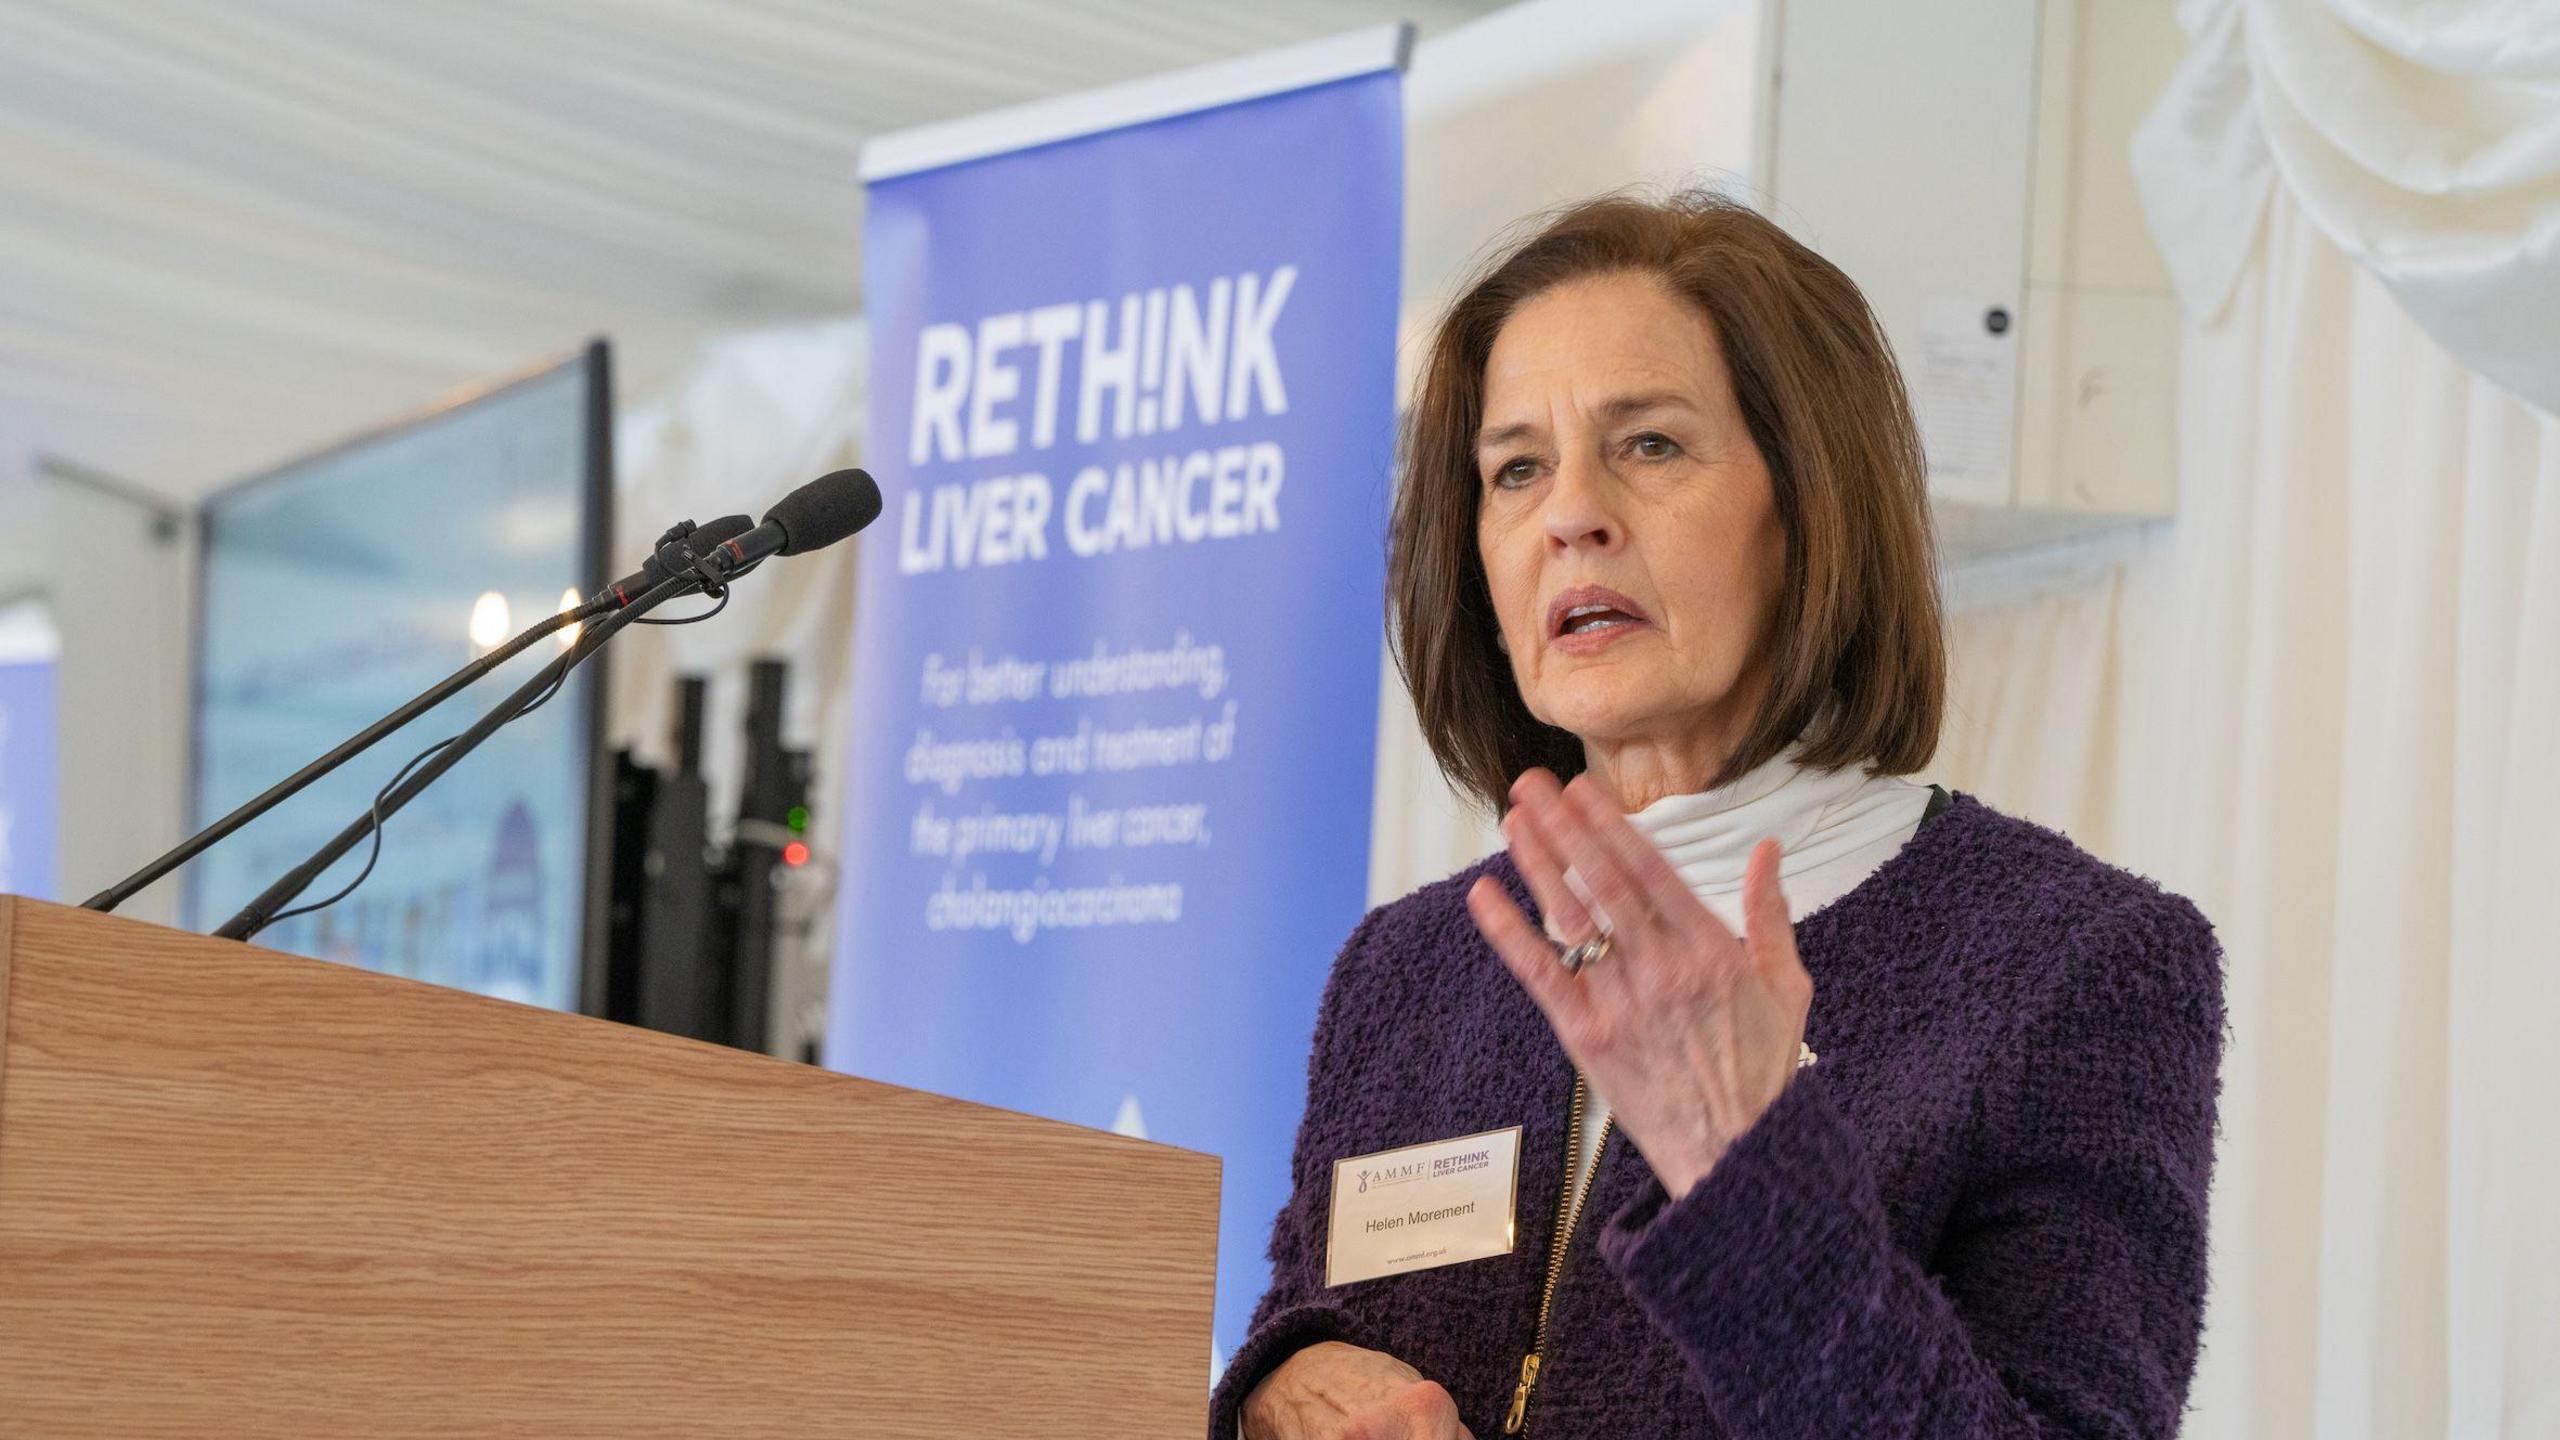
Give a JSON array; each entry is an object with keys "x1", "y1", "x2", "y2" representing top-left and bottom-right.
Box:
[{"x1": 0, "y1": 898, "x2": 1219, "y2": 1438}]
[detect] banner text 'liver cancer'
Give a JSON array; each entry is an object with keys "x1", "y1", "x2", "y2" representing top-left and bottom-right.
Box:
[{"x1": 896, "y1": 268, "x2": 1297, "y2": 571}]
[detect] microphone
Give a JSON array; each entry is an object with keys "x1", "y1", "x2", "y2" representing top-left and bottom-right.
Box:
[
  {"x1": 209, "y1": 471, "x2": 884, "y2": 943},
  {"x1": 705, "y1": 470, "x2": 882, "y2": 576}
]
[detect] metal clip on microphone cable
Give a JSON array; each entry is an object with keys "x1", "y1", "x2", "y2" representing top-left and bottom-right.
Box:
[{"x1": 663, "y1": 525, "x2": 736, "y2": 601}]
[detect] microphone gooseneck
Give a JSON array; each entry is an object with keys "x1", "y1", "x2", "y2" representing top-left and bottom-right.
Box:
[
  {"x1": 81, "y1": 605, "x2": 589, "y2": 913},
  {"x1": 211, "y1": 575, "x2": 688, "y2": 941},
  {"x1": 87, "y1": 509, "x2": 795, "y2": 915}
]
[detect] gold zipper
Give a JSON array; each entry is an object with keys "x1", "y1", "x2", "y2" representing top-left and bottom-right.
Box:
[{"x1": 1502, "y1": 1074, "x2": 1614, "y2": 1437}]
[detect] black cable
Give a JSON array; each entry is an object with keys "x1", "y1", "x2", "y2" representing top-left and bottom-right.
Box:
[
  {"x1": 633, "y1": 585, "x2": 734, "y2": 626},
  {"x1": 264, "y1": 738, "x2": 451, "y2": 929}
]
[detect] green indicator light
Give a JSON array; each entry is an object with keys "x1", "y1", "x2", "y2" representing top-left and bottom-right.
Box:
[{"x1": 786, "y1": 805, "x2": 810, "y2": 834}]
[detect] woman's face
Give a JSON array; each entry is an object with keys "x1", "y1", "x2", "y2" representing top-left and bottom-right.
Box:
[{"x1": 1475, "y1": 271, "x2": 1787, "y2": 769}]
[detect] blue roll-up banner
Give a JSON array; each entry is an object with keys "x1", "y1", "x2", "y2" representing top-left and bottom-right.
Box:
[
  {"x1": 830, "y1": 36, "x2": 1404, "y2": 1362},
  {"x1": 0, "y1": 655, "x2": 60, "y2": 901}
]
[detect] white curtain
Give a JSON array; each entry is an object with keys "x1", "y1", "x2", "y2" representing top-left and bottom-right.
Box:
[
  {"x1": 2104, "y1": 5, "x2": 2560, "y2": 1431},
  {"x1": 1929, "y1": 188, "x2": 2560, "y2": 1437},
  {"x1": 2134, "y1": 0, "x2": 2560, "y2": 417}
]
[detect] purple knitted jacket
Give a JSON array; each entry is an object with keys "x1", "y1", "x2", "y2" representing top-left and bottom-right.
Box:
[{"x1": 1210, "y1": 792, "x2": 2225, "y2": 1439}]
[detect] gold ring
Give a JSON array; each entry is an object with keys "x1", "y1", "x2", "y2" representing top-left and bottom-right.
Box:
[{"x1": 1558, "y1": 930, "x2": 1612, "y2": 975}]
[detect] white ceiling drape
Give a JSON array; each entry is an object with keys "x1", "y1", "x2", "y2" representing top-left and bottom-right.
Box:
[
  {"x1": 2132, "y1": 0, "x2": 2560, "y2": 417},
  {"x1": 0, "y1": 0, "x2": 1498, "y2": 499}
]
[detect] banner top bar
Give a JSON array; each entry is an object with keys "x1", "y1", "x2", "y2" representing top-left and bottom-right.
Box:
[{"x1": 858, "y1": 23, "x2": 1413, "y2": 184}]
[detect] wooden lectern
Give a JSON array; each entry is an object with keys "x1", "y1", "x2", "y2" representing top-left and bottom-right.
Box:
[{"x1": 0, "y1": 896, "x2": 1219, "y2": 1437}]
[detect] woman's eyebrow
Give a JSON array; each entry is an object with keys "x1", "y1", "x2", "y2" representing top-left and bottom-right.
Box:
[
  {"x1": 1594, "y1": 390, "x2": 1693, "y2": 423},
  {"x1": 1476, "y1": 392, "x2": 1697, "y2": 451},
  {"x1": 1477, "y1": 391, "x2": 1696, "y2": 449}
]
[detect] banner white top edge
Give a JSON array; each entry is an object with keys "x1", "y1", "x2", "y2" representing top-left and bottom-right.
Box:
[
  {"x1": 0, "y1": 605, "x2": 61, "y2": 664},
  {"x1": 858, "y1": 22, "x2": 1413, "y2": 184}
]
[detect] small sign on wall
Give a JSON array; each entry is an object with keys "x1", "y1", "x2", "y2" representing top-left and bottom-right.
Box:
[{"x1": 1915, "y1": 297, "x2": 2020, "y2": 505}]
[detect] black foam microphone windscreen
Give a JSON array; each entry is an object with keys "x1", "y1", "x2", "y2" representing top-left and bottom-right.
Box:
[{"x1": 767, "y1": 469, "x2": 883, "y2": 555}]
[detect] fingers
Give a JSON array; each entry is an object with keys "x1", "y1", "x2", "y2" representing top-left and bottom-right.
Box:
[
  {"x1": 1336, "y1": 1382, "x2": 1466, "y2": 1440},
  {"x1": 1558, "y1": 775, "x2": 1721, "y2": 940},
  {"x1": 1503, "y1": 778, "x2": 1644, "y2": 1006},
  {"x1": 1247, "y1": 1344, "x2": 1465, "y2": 1440},
  {"x1": 1740, "y1": 830, "x2": 1781, "y2": 963},
  {"x1": 1509, "y1": 772, "x2": 1661, "y2": 942},
  {"x1": 1466, "y1": 876, "x2": 1590, "y2": 1034},
  {"x1": 1499, "y1": 772, "x2": 1600, "y2": 943},
  {"x1": 1739, "y1": 836, "x2": 1803, "y2": 981},
  {"x1": 1400, "y1": 1380, "x2": 1468, "y2": 1440}
]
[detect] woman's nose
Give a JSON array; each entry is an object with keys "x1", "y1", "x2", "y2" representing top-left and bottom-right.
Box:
[{"x1": 1541, "y1": 454, "x2": 1621, "y2": 551}]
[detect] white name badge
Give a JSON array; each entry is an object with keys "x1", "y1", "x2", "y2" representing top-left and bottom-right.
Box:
[{"x1": 1325, "y1": 1126, "x2": 1523, "y2": 1288}]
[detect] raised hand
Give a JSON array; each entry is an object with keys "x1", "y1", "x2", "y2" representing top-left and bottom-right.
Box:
[{"x1": 1465, "y1": 768, "x2": 1813, "y2": 1200}]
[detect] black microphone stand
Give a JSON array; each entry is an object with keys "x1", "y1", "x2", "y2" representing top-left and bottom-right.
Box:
[
  {"x1": 81, "y1": 602, "x2": 598, "y2": 914},
  {"x1": 212, "y1": 571, "x2": 699, "y2": 943},
  {"x1": 81, "y1": 517, "x2": 743, "y2": 916}
]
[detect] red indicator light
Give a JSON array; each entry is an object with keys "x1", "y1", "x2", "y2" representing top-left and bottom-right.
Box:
[{"x1": 782, "y1": 841, "x2": 811, "y2": 868}]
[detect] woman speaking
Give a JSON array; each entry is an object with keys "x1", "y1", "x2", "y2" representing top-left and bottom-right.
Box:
[{"x1": 1214, "y1": 192, "x2": 2225, "y2": 1440}]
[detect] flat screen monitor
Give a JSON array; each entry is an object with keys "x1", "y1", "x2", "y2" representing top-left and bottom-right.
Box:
[{"x1": 188, "y1": 342, "x2": 612, "y2": 1012}]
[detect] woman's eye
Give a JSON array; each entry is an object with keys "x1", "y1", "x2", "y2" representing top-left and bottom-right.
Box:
[
  {"x1": 1491, "y1": 457, "x2": 1538, "y2": 488},
  {"x1": 1631, "y1": 432, "x2": 1679, "y2": 460}
]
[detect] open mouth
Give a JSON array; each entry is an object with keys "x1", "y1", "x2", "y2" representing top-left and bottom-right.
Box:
[
  {"x1": 1557, "y1": 604, "x2": 1641, "y2": 636},
  {"x1": 1547, "y1": 585, "x2": 1651, "y2": 641}
]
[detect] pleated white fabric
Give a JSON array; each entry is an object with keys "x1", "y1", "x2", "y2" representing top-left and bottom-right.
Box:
[
  {"x1": 2133, "y1": 0, "x2": 2560, "y2": 417},
  {"x1": 1936, "y1": 191, "x2": 2560, "y2": 1439}
]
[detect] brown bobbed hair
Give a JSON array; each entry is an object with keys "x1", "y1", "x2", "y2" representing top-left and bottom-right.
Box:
[{"x1": 1391, "y1": 188, "x2": 1944, "y2": 814}]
